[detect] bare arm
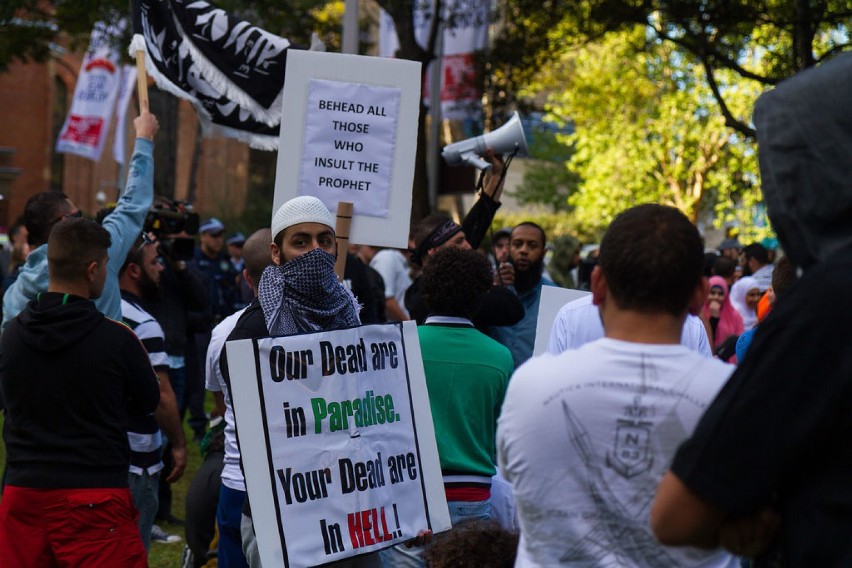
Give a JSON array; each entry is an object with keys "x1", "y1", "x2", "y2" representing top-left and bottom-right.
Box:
[
  {"x1": 212, "y1": 390, "x2": 226, "y2": 418},
  {"x1": 651, "y1": 471, "x2": 726, "y2": 549},
  {"x1": 385, "y1": 297, "x2": 409, "y2": 322},
  {"x1": 153, "y1": 369, "x2": 187, "y2": 483}
]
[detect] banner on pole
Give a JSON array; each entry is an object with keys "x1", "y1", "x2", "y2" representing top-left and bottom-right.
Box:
[
  {"x1": 379, "y1": 0, "x2": 490, "y2": 120},
  {"x1": 112, "y1": 65, "x2": 138, "y2": 165},
  {"x1": 226, "y1": 322, "x2": 450, "y2": 568},
  {"x1": 56, "y1": 22, "x2": 123, "y2": 161}
]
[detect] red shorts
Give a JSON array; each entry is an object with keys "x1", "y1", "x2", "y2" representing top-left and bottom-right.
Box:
[{"x1": 0, "y1": 486, "x2": 147, "y2": 568}]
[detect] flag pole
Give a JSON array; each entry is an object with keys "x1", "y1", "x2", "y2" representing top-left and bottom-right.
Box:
[
  {"x1": 334, "y1": 202, "x2": 354, "y2": 282},
  {"x1": 135, "y1": 50, "x2": 149, "y2": 112}
]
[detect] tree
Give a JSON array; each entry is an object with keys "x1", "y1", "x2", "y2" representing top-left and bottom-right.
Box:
[
  {"x1": 525, "y1": 26, "x2": 764, "y2": 238},
  {"x1": 490, "y1": 0, "x2": 851, "y2": 138}
]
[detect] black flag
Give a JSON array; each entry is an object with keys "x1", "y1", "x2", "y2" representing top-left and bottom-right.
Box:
[{"x1": 131, "y1": 0, "x2": 295, "y2": 149}]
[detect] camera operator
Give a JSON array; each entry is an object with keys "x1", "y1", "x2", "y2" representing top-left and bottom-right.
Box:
[{"x1": 140, "y1": 197, "x2": 208, "y2": 526}]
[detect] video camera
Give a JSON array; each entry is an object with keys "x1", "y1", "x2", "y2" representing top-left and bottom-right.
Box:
[{"x1": 145, "y1": 199, "x2": 199, "y2": 262}]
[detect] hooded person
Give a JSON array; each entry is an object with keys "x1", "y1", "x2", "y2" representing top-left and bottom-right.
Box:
[{"x1": 652, "y1": 52, "x2": 852, "y2": 565}]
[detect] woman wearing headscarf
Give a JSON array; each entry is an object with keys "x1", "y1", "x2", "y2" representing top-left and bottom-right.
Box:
[
  {"x1": 729, "y1": 275, "x2": 761, "y2": 330},
  {"x1": 702, "y1": 275, "x2": 744, "y2": 362}
]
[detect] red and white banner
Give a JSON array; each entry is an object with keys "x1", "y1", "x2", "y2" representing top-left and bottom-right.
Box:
[
  {"x1": 379, "y1": 0, "x2": 490, "y2": 120},
  {"x1": 56, "y1": 22, "x2": 123, "y2": 161}
]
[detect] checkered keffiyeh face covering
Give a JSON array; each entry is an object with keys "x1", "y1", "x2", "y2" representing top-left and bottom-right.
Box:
[{"x1": 258, "y1": 248, "x2": 361, "y2": 336}]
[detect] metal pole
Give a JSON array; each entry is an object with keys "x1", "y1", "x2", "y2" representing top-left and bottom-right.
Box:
[
  {"x1": 342, "y1": 0, "x2": 359, "y2": 54},
  {"x1": 427, "y1": 19, "x2": 444, "y2": 212}
]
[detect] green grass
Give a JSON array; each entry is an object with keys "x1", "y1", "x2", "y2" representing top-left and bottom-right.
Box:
[{"x1": 1, "y1": 393, "x2": 212, "y2": 568}]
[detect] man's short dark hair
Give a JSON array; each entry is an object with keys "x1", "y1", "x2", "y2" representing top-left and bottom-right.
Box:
[
  {"x1": 48, "y1": 218, "x2": 111, "y2": 282},
  {"x1": 24, "y1": 191, "x2": 70, "y2": 247},
  {"x1": 743, "y1": 243, "x2": 770, "y2": 264},
  {"x1": 712, "y1": 256, "x2": 737, "y2": 279},
  {"x1": 243, "y1": 228, "x2": 272, "y2": 285},
  {"x1": 421, "y1": 247, "x2": 492, "y2": 319},
  {"x1": 512, "y1": 221, "x2": 547, "y2": 249},
  {"x1": 599, "y1": 204, "x2": 703, "y2": 316},
  {"x1": 771, "y1": 255, "x2": 798, "y2": 298}
]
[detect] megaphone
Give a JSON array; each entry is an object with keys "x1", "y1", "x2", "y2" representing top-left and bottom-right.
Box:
[{"x1": 442, "y1": 111, "x2": 529, "y2": 171}]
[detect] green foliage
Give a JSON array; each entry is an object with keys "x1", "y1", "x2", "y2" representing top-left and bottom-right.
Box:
[
  {"x1": 519, "y1": 25, "x2": 771, "y2": 238},
  {"x1": 511, "y1": 122, "x2": 580, "y2": 212}
]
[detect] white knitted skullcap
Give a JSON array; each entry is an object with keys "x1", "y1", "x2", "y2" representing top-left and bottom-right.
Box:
[{"x1": 271, "y1": 196, "x2": 335, "y2": 241}]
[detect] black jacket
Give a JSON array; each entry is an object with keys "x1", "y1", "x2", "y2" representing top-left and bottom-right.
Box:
[{"x1": 0, "y1": 292, "x2": 160, "y2": 488}]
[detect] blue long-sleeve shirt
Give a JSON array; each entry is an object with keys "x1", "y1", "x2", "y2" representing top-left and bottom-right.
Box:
[{"x1": 2, "y1": 138, "x2": 154, "y2": 329}]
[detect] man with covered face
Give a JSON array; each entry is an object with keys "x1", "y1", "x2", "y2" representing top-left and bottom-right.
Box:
[{"x1": 220, "y1": 196, "x2": 372, "y2": 567}]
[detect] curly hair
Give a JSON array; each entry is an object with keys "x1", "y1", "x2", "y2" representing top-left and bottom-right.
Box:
[
  {"x1": 421, "y1": 247, "x2": 492, "y2": 319},
  {"x1": 423, "y1": 519, "x2": 519, "y2": 568}
]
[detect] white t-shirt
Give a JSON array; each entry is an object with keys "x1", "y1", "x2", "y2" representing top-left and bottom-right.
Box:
[
  {"x1": 370, "y1": 249, "x2": 411, "y2": 318},
  {"x1": 205, "y1": 307, "x2": 246, "y2": 492},
  {"x1": 547, "y1": 294, "x2": 712, "y2": 357},
  {"x1": 498, "y1": 339, "x2": 737, "y2": 568}
]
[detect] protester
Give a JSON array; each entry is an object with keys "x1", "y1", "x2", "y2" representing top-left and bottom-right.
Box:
[
  {"x1": 120, "y1": 232, "x2": 187, "y2": 550},
  {"x1": 0, "y1": 218, "x2": 160, "y2": 566},
  {"x1": 370, "y1": 246, "x2": 412, "y2": 321},
  {"x1": 546, "y1": 233, "x2": 582, "y2": 289},
  {"x1": 347, "y1": 244, "x2": 386, "y2": 323},
  {"x1": 702, "y1": 275, "x2": 743, "y2": 361},
  {"x1": 183, "y1": 423, "x2": 226, "y2": 568},
  {"x1": 422, "y1": 519, "x2": 518, "y2": 568},
  {"x1": 206, "y1": 228, "x2": 272, "y2": 568},
  {"x1": 547, "y1": 293, "x2": 712, "y2": 357},
  {"x1": 405, "y1": 213, "x2": 523, "y2": 329},
  {"x1": 498, "y1": 204, "x2": 737, "y2": 567},
  {"x1": 1, "y1": 221, "x2": 28, "y2": 290},
  {"x1": 406, "y1": 149, "x2": 518, "y2": 326},
  {"x1": 717, "y1": 237, "x2": 742, "y2": 261},
  {"x1": 382, "y1": 247, "x2": 513, "y2": 567},
  {"x1": 488, "y1": 222, "x2": 557, "y2": 368},
  {"x1": 2, "y1": 109, "x2": 158, "y2": 329},
  {"x1": 729, "y1": 275, "x2": 760, "y2": 330},
  {"x1": 735, "y1": 255, "x2": 798, "y2": 361},
  {"x1": 651, "y1": 51, "x2": 852, "y2": 565},
  {"x1": 218, "y1": 196, "x2": 373, "y2": 567},
  {"x1": 741, "y1": 243, "x2": 774, "y2": 291}
]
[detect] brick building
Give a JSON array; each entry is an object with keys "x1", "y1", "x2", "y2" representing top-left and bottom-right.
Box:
[{"x1": 0, "y1": 40, "x2": 273, "y2": 230}]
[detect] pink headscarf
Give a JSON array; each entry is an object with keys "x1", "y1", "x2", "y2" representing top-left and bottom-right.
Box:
[{"x1": 703, "y1": 275, "x2": 744, "y2": 348}]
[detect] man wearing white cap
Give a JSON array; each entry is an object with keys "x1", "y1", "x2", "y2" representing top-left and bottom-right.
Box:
[{"x1": 219, "y1": 196, "x2": 369, "y2": 567}]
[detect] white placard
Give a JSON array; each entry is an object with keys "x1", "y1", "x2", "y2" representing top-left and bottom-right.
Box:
[
  {"x1": 275, "y1": 51, "x2": 421, "y2": 249},
  {"x1": 226, "y1": 322, "x2": 450, "y2": 568},
  {"x1": 300, "y1": 80, "x2": 400, "y2": 217},
  {"x1": 533, "y1": 287, "x2": 591, "y2": 357}
]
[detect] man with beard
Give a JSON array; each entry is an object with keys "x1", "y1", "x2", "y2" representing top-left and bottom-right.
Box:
[
  {"x1": 119, "y1": 232, "x2": 187, "y2": 550},
  {"x1": 489, "y1": 222, "x2": 557, "y2": 368}
]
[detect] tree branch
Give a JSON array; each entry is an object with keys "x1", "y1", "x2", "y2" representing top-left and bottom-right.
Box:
[{"x1": 698, "y1": 52, "x2": 757, "y2": 139}]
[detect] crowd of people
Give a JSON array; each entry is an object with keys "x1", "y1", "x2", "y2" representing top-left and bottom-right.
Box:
[{"x1": 0, "y1": 50, "x2": 850, "y2": 568}]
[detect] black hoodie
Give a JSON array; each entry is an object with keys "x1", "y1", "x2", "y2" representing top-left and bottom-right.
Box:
[{"x1": 0, "y1": 292, "x2": 160, "y2": 488}]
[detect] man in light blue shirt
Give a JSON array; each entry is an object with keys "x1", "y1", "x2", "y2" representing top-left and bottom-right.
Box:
[{"x1": 2, "y1": 110, "x2": 158, "y2": 329}]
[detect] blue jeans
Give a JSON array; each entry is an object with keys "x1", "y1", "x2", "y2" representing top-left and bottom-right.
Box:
[
  {"x1": 217, "y1": 486, "x2": 248, "y2": 568},
  {"x1": 379, "y1": 499, "x2": 491, "y2": 568},
  {"x1": 128, "y1": 470, "x2": 160, "y2": 552}
]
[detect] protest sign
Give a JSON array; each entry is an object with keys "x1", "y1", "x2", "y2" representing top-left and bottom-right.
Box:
[
  {"x1": 533, "y1": 287, "x2": 591, "y2": 357},
  {"x1": 226, "y1": 321, "x2": 450, "y2": 567},
  {"x1": 274, "y1": 51, "x2": 421, "y2": 249}
]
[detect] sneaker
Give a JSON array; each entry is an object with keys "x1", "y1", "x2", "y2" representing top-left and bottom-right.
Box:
[{"x1": 151, "y1": 524, "x2": 182, "y2": 544}]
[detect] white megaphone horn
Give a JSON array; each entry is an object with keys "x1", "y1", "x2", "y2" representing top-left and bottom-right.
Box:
[{"x1": 441, "y1": 111, "x2": 529, "y2": 171}]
